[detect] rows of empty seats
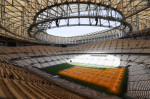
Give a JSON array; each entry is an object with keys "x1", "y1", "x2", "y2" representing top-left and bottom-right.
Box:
[
  {"x1": 14, "y1": 55, "x2": 69, "y2": 68},
  {"x1": 0, "y1": 60, "x2": 85, "y2": 99},
  {"x1": 0, "y1": 39, "x2": 149, "y2": 99},
  {"x1": 126, "y1": 63, "x2": 150, "y2": 99},
  {"x1": 0, "y1": 39, "x2": 149, "y2": 61},
  {"x1": 11, "y1": 55, "x2": 150, "y2": 98},
  {"x1": 12, "y1": 54, "x2": 149, "y2": 69},
  {"x1": 71, "y1": 55, "x2": 121, "y2": 67}
]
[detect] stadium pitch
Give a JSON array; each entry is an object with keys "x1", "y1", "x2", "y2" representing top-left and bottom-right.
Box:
[{"x1": 40, "y1": 62, "x2": 128, "y2": 97}]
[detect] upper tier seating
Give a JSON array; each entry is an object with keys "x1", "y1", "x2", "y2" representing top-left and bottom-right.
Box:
[{"x1": 0, "y1": 39, "x2": 149, "y2": 61}]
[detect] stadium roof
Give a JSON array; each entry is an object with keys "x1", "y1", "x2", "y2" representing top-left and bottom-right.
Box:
[{"x1": 0, "y1": 0, "x2": 150, "y2": 44}]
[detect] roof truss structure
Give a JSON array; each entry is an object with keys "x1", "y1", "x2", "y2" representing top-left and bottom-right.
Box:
[{"x1": 0, "y1": 0, "x2": 150, "y2": 43}]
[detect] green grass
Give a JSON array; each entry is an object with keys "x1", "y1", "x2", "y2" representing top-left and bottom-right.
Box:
[
  {"x1": 40, "y1": 63, "x2": 76, "y2": 75},
  {"x1": 118, "y1": 67, "x2": 128, "y2": 97},
  {"x1": 40, "y1": 62, "x2": 128, "y2": 98}
]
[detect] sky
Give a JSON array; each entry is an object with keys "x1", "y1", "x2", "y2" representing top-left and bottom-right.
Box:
[
  {"x1": 40, "y1": 4, "x2": 121, "y2": 37},
  {"x1": 46, "y1": 26, "x2": 109, "y2": 37}
]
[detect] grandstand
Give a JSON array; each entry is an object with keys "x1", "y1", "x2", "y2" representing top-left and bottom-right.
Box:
[{"x1": 0, "y1": 0, "x2": 150, "y2": 99}]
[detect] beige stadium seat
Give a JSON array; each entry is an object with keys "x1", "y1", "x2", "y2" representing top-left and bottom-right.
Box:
[{"x1": 0, "y1": 61, "x2": 85, "y2": 99}]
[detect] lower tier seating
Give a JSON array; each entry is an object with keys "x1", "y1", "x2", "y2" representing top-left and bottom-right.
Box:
[
  {"x1": 0, "y1": 60, "x2": 85, "y2": 99},
  {"x1": 126, "y1": 64, "x2": 150, "y2": 99}
]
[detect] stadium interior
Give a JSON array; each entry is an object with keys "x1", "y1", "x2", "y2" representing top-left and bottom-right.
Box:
[{"x1": 0, "y1": 0, "x2": 150, "y2": 99}]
